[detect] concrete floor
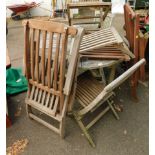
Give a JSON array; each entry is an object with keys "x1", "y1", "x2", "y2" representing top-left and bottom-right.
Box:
[{"x1": 6, "y1": 14, "x2": 149, "y2": 155}]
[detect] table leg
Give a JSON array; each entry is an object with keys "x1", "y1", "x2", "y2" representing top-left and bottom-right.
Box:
[
  {"x1": 108, "y1": 65, "x2": 116, "y2": 84},
  {"x1": 99, "y1": 68, "x2": 106, "y2": 86}
]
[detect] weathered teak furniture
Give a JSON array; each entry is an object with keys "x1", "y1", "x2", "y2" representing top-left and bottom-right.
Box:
[
  {"x1": 67, "y1": 1, "x2": 111, "y2": 32},
  {"x1": 124, "y1": 3, "x2": 148, "y2": 99},
  {"x1": 74, "y1": 58, "x2": 145, "y2": 147},
  {"x1": 79, "y1": 27, "x2": 134, "y2": 58},
  {"x1": 78, "y1": 27, "x2": 135, "y2": 84},
  {"x1": 23, "y1": 19, "x2": 84, "y2": 137}
]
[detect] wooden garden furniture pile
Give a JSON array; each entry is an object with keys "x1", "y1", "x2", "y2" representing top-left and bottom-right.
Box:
[{"x1": 23, "y1": 19, "x2": 146, "y2": 147}]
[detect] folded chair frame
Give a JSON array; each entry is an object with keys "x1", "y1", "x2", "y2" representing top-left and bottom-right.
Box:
[{"x1": 74, "y1": 59, "x2": 145, "y2": 147}]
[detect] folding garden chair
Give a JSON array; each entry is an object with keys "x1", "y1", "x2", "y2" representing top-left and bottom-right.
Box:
[
  {"x1": 73, "y1": 58, "x2": 145, "y2": 147},
  {"x1": 23, "y1": 19, "x2": 84, "y2": 137}
]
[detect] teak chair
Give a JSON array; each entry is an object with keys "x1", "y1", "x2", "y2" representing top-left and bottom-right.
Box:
[
  {"x1": 23, "y1": 19, "x2": 84, "y2": 137},
  {"x1": 124, "y1": 3, "x2": 148, "y2": 99},
  {"x1": 74, "y1": 58, "x2": 145, "y2": 147},
  {"x1": 124, "y1": 3, "x2": 148, "y2": 83}
]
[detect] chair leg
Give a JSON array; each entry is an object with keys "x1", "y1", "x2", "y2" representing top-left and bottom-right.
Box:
[
  {"x1": 108, "y1": 65, "x2": 116, "y2": 84},
  {"x1": 60, "y1": 117, "x2": 65, "y2": 138},
  {"x1": 99, "y1": 68, "x2": 106, "y2": 86},
  {"x1": 26, "y1": 104, "x2": 33, "y2": 119},
  {"x1": 73, "y1": 113, "x2": 95, "y2": 147},
  {"x1": 6, "y1": 114, "x2": 12, "y2": 128},
  {"x1": 107, "y1": 100, "x2": 120, "y2": 120}
]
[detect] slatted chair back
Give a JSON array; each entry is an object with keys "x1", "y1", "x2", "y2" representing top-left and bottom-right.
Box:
[{"x1": 23, "y1": 19, "x2": 84, "y2": 137}]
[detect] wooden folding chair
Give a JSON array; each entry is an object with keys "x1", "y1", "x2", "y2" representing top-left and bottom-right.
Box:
[
  {"x1": 78, "y1": 26, "x2": 135, "y2": 84},
  {"x1": 73, "y1": 59, "x2": 145, "y2": 147},
  {"x1": 23, "y1": 19, "x2": 84, "y2": 137}
]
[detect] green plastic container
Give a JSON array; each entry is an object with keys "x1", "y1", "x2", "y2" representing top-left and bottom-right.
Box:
[{"x1": 6, "y1": 68, "x2": 28, "y2": 95}]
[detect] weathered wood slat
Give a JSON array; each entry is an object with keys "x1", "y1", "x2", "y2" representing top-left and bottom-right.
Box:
[
  {"x1": 41, "y1": 31, "x2": 47, "y2": 85},
  {"x1": 80, "y1": 51, "x2": 123, "y2": 55},
  {"x1": 37, "y1": 89, "x2": 43, "y2": 103},
  {"x1": 47, "y1": 33, "x2": 53, "y2": 88},
  {"x1": 80, "y1": 54, "x2": 129, "y2": 60},
  {"x1": 30, "y1": 28, "x2": 35, "y2": 80},
  {"x1": 59, "y1": 29, "x2": 68, "y2": 112},
  {"x1": 45, "y1": 93, "x2": 50, "y2": 107},
  {"x1": 34, "y1": 87, "x2": 39, "y2": 101},
  {"x1": 67, "y1": 2, "x2": 111, "y2": 8},
  {"x1": 41, "y1": 91, "x2": 46, "y2": 105},
  {"x1": 53, "y1": 33, "x2": 61, "y2": 90},
  {"x1": 30, "y1": 85, "x2": 35, "y2": 100},
  {"x1": 70, "y1": 16, "x2": 101, "y2": 19}
]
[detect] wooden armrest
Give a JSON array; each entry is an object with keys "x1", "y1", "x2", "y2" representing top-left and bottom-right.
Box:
[
  {"x1": 64, "y1": 27, "x2": 84, "y2": 95},
  {"x1": 104, "y1": 59, "x2": 146, "y2": 93}
]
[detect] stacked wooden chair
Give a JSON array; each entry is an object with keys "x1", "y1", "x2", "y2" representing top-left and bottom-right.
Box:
[
  {"x1": 124, "y1": 3, "x2": 148, "y2": 99},
  {"x1": 23, "y1": 19, "x2": 84, "y2": 137}
]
